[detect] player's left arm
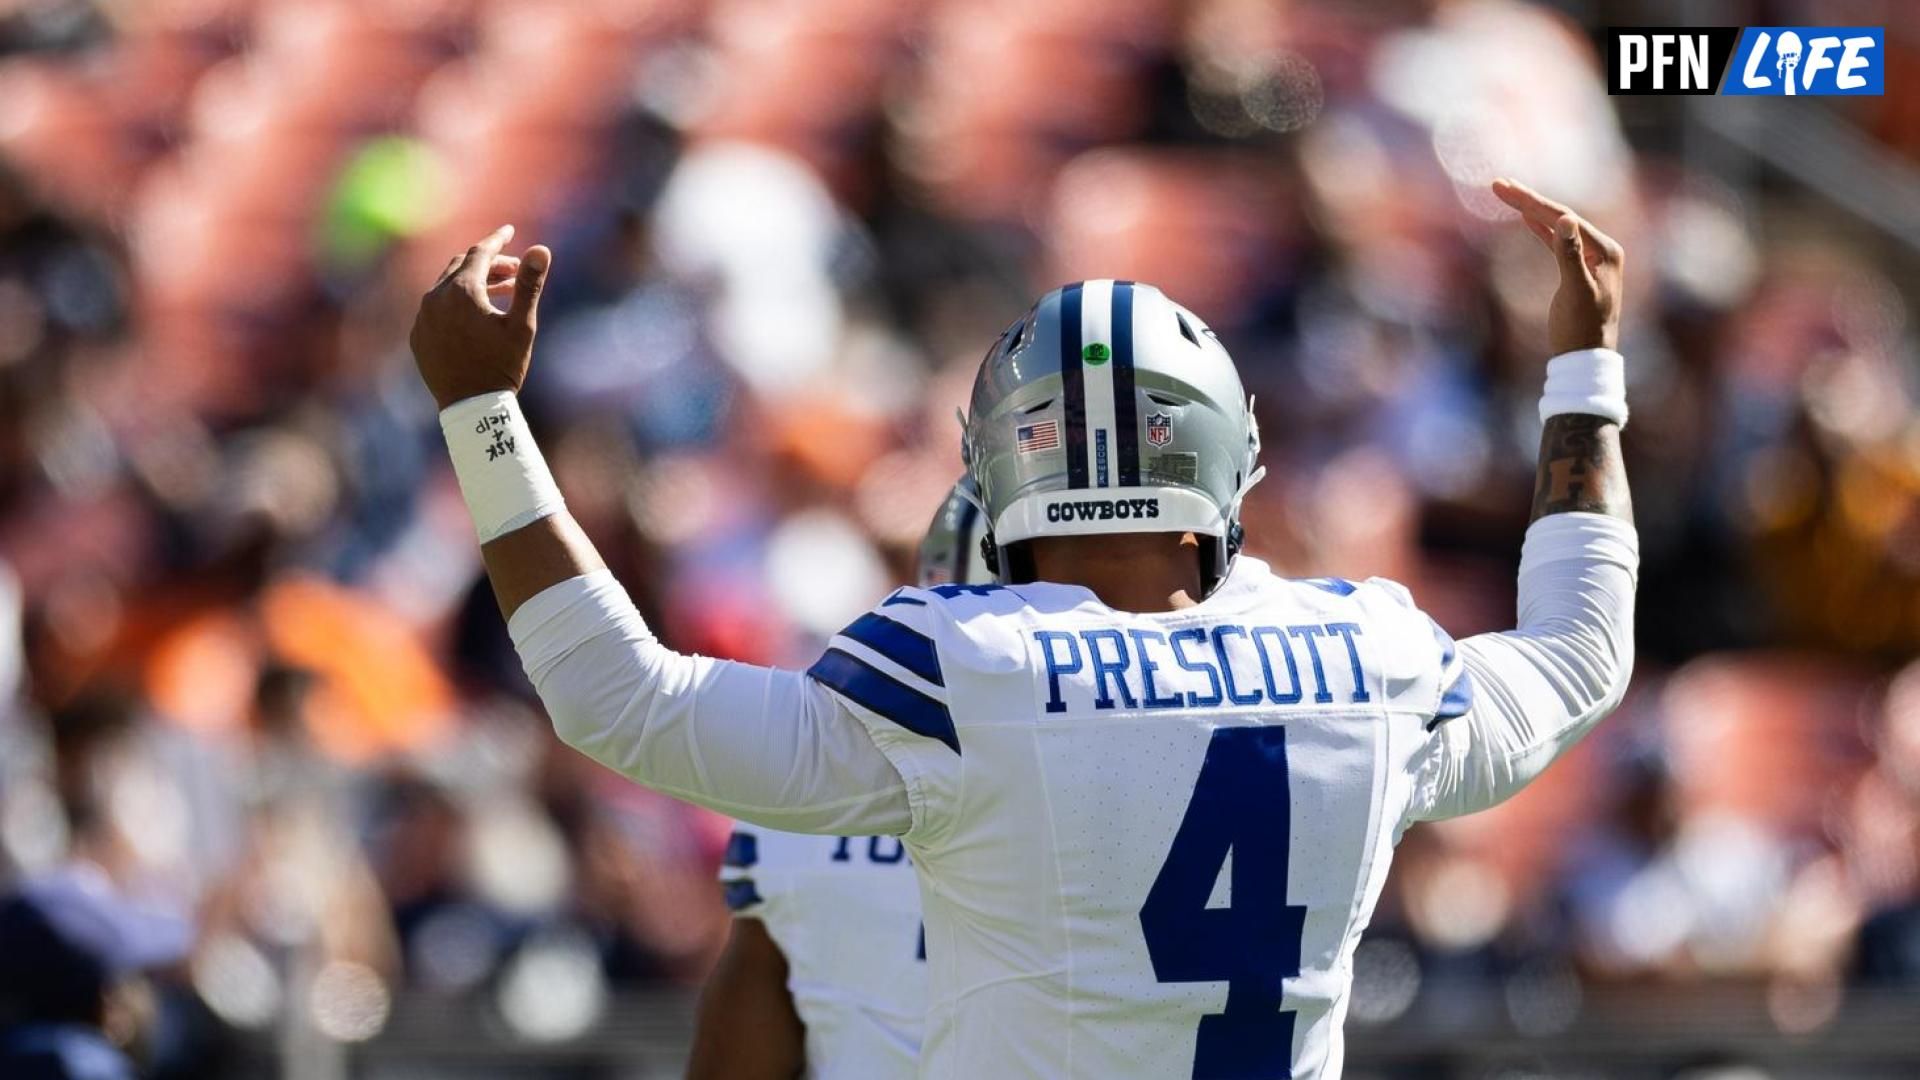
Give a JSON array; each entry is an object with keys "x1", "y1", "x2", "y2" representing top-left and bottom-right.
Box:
[
  {"x1": 410, "y1": 229, "x2": 912, "y2": 837},
  {"x1": 1413, "y1": 181, "x2": 1638, "y2": 822},
  {"x1": 686, "y1": 918, "x2": 806, "y2": 1080}
]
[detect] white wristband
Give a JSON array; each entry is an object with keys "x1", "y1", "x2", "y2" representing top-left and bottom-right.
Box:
[
  {"x1": 1539, "y1": 347, "x2": 1628, "y2": 427},
  {"x1": 439, "y1": 391, "x2": 565, "y2": 544}
]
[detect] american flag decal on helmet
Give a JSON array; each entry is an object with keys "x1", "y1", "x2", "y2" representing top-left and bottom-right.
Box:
[{"x1": 1016, "y1": 420, "x2": 1061, "y2": 453}]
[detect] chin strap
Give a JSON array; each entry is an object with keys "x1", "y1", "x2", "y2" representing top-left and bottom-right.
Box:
[
  {"x1": 981, "y1": 535, "x2": 1002, "y2": 578},
  {"x1": 951, "y1": 472, "x2": 1002, "y2": 577},
  {"x1": 1218, "y1": 394, "x2": 1266, "y2": 561},
  {"x1": 952, "y1": 408, "x2": 1005, "y2": 578},
  {"x1": 954, "y1": 475, "x2": 990, "y2": 515},
  {"x1": 1207, "y1": 395, "x2": 1267, "y2": 585},
  {"x1": 950, "y1": 472, "x2": 1003, "y2": 579},
  {"x1": 1221, "y1": 463, "x2": 1267, "y2": 536}
]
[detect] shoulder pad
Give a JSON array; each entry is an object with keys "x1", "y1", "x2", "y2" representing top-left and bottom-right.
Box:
[{"x1": 1359, "y1": 576, "x2": 1418, "y2": 609}]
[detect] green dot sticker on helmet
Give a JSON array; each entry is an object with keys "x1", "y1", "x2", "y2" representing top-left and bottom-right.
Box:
[{"x1": 1083, "y1": 342, "x2": 1111, "y2": 365}]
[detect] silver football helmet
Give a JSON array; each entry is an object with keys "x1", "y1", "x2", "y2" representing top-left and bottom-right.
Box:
[
  {"x1": 916, "y1": 476, "x2": 996, "y2": 587},
  {"x1": 962, "y1": 280, "x2": 1261, "y2": 588}
]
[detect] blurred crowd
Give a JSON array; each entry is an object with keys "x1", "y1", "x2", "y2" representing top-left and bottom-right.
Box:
[{"x1": 0, "y1": 0, "x2": 1917, "y2": 1073}]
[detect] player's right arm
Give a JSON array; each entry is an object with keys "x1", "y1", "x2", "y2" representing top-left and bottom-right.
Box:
[
  {"x1": 1411, "y1": 181, "x2": 1638, "y2": 822},
  {"x1": 410, "y1": 229, "x2": 912, "y2": 837},
  {"x1": 407, "y1": 226, "x2": 621, "y2": 617},
  {"x1": 686, "y1": 918, "x2": 806, "y2": 1080}
]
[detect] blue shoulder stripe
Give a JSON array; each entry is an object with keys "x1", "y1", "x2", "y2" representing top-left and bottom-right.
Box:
[
  {"x1": 1303, "y1": 577, "x2": 1358, "y2": 596},
  {"x1": 1427, "y1": 616, "x2": 1458, "y2": 670},
  {"x1": 840, "y1": 612, "x2": 944, "y2": 687},
  {"x1": 722, "y1": 879, "x2": 763, "y2": 912},
  {"x1": 1431, "y1": 670, "x2": 1475, "y2": 728},
  {"x1": 808, "y1": 648, "x2": 960, "y2": 755},
  {"x1": 723, "y1": 831, "x2": 758, "y2": 869},
  {"x1": 1425, "y1": 615, "x2": 1472, "y2": 727}
]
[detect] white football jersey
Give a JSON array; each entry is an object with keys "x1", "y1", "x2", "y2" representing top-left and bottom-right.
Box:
[
  {"x1": 804, "y1": 554, "x2": 1471, "y2": 1079},
  {"x1": 719, "y1": 826, "x2": 926, "y2": 1078}
]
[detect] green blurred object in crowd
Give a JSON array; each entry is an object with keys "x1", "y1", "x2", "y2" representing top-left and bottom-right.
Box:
[{"x1": 321, "y1": 136, "x2": 450, "y2": 272}]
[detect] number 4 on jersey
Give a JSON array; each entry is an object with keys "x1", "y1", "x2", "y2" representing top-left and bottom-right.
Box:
[{"x1": 1139, "y1": 725, "x2": 1307, "y2": 1079}]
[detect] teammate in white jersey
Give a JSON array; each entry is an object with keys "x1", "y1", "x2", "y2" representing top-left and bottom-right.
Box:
[
  {"x1": 410, "y1": 178, "x2": 1637, "y2": 1078},
  {"x1": 685, "y1": 481, "x2": 991, "y2": 1079}
]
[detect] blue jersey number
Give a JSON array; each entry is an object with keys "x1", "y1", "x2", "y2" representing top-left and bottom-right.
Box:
[
  {"x1": 1139, "y1": 726, "x2": 1306, "y2": 1079},
  {"x1": 830, "y1": 836, "x2": 907, "y2": 864}
]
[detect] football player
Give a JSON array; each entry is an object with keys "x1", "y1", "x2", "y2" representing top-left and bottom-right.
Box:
[
  {"x1": 684, "y1": 481, "x2": 989, "y2": 1080},
  {"x1": 410, "y1": 177, "x2": 1636, "y2": 1078}
]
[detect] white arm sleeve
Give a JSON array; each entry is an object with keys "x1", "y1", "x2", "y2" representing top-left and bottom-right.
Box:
[
  {"x1": 1410, "y1": 512, "x2": 1638, "y2": 822},
  {"x1": 507, "y1": 571, "x2": 914, "y2": 836}
]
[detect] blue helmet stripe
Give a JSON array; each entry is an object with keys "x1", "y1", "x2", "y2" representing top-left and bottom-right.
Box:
[
  {"x1": 839, "y1": 612, "x2": 944, "y2": 687},
  {"x1": 1112, "y1": 281, "x2": 1140, "y2": 486},
  {"x1": 808, "y1": 648, "x2": 961, "y2": 754},
  {"x1": 1059, "y1": 283, "x2": 1089, "y2": 489}
]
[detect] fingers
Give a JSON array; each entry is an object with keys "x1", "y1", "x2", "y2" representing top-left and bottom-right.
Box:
[
  {"x1": 1493, "y1": 177, "x2": 1572, "y2": 230},
  {"x1": 454, "y1": 224, "x2": 516, "y2": 294},
  {"x1": 1553, "y1": 215, "x2": 1596, "y2": 290},
  {"x1": 1494, "y1": 179, "x2": 1557, "y2": 244},
  {"x1": 506, "y1": 245, "x2": 551, "y2": 333},
  {"x1": 423, "y1": 229, "x2": 550, "y2": 325},
  {"x1": 431, "y1": 253, "x2": 464, "y2": 291},
  {"x1": 485, "y1": 255, "x2": 520, "y2": 293},
  {"x1": 1493, "y1": 178, "x2": 1624, "y2": 271},
  {"x1": 1515, "y1": 214, "x2": 1555, "y2": 246},
  {"x1": 1582, "y1": 219, "x2": 1626, "y2": 275}
]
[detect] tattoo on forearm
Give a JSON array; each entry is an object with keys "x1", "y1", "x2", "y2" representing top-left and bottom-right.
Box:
[{"x1": 1532, "y1": 414, "x2": 1632, "y2": 522}]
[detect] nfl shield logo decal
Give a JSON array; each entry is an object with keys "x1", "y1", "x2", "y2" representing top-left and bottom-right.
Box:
[{"x1": 1146, "y1": 412, "x2": 1173, "y2": 448}]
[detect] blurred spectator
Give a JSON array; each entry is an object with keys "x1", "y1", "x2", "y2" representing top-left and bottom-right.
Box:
[{"x1": 0, "y1": 867, "x2": 189, "y2": 1080}]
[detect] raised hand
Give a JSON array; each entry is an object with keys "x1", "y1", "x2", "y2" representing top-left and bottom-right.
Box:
[
  {"x1": 1492, "y1": 178, "x2": 1623, "y2": 356},
  {"x1": 410, "y1": 225, "x2": 553, "y2": 409},
  {"x1": 1492, "y1": 180, "x2": 1633, "y2": 523}
]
